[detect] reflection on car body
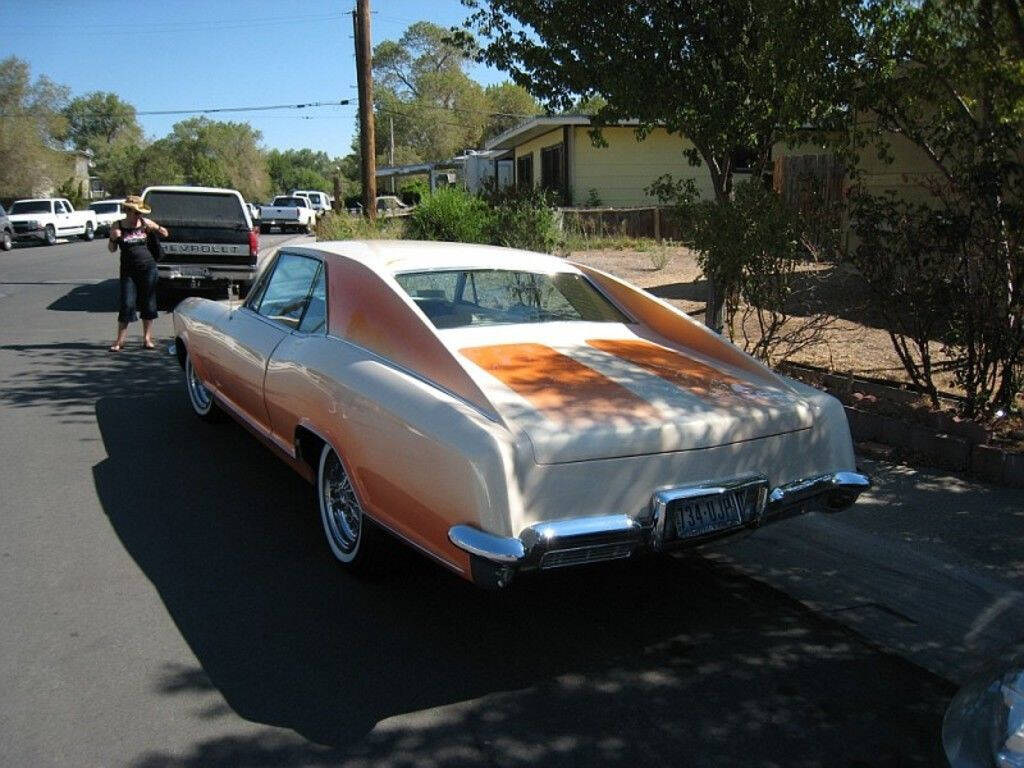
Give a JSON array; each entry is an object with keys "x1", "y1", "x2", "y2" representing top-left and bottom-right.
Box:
[{"x1": 172, "y1": 240, "x2": 869, "y2": 588}]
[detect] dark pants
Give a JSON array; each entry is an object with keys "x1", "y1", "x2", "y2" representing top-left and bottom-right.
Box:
[{"x1": 118, "y1": 261, "x2": 158, "y2": 323}]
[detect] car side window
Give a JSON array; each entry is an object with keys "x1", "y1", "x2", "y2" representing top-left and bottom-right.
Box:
[
  {"x1": 54, "y1": 201, "x2": 67, "y2": 214},
  {"x1": 297, "y1": 265, "x2": 327, "y2": 334},
  {"x1": 255, "y1": 252, "x2": 320, "y2": 329}
]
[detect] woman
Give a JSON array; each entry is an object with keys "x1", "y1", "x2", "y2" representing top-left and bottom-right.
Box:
[{"x1": 108, "y1": 195, "x2": 168, "y2": 351}]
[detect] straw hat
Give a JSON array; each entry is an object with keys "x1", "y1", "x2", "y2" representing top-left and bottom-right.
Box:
[{"x1": 122, "y1": 195, "x2": 151, "y2": 215}]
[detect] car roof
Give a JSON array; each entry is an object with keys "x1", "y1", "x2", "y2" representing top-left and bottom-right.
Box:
[
  {"x1": 295, "y1": 240, "x2": 578, "y2": 278},
  {"x1": 12, "y1": 198, "x2": 52, "y2": 204},
  {"x1": 91, "y1": 198, "x2": 125, "y2": 204},
  {"x1": 142, "y1": 186, "x2": 244, "y2": 197}
]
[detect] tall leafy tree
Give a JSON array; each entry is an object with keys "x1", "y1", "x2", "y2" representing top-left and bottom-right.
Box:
[
  {"x1": 0, "y1": 56, "x2": 69, "y2": 198},
  {"x1": 848, "y1": 0, "x2": 1024, "y2": 412},
  {"x1": 372, "y1": 21, "x2": 489, "y2": 163},
  {"x1": 62, "y1": 91, "x2": 142, "y2": 154},
  {"x1": 464, "y1": 0, "x2": 862, "y2": 329},
  {"x1": 266, "y1": 148, "x2": 336, "y2": 195},
  {"x1": 163, "y1": 117, "x2": 269, "y2": 200},
  {"x1": 483, "y1": 81, "x2": 542, "y2": 139}
]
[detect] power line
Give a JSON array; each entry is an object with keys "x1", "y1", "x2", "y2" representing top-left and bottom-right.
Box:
[
  {"x1": 0, "y1": 99, "x2": 353, "y2": 120},
  {"x1": 5, "y1": 12, "x2": 348, "y2": 31}
]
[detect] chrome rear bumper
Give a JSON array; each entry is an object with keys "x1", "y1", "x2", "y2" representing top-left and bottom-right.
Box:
[{"x1": 449, "y1": 470, "x2": 870, "y2": 588}]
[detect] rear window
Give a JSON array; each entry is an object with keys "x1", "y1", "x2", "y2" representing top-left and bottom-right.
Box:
[
  {"x1": 144, "y1": 190, "x2": 247, "y2": 228},
  {"x1": 90, "y1": 203, "x2": 121, "y2": 214},
  {"x1": 395, "y1": 269, "x2": 630, "y2": 329},
  {"x1": 273, "y1": 197, "x2": 306, "y2": 207},
  {"x1": 10, "y1": 201, "x2": 51, "y2": 214}
]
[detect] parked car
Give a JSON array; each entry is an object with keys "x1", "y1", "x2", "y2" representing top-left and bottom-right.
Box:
[
  {"x1": 172, "y1": 241, "x2": 869, "y2": 588},
  {"x1": 259, "y1": 195, "x2": 316, "y2": 233},
  {"x1": 247, "y1": 202, "x2": 261, "y2": 224},
  {"x1": 141, "y1": 185, "x2": 260, "y2": 301},
  {"x1": 0, "y1": 204, "x2": 13, "y2": 251},
  {"x1": 289, "y1": 189, "x2": 331, "y2": 218},
  {"x1": 88, "y1": 198, "x2": 125, "y2": 234},
  {"x1": 375, "y1": 195, "x2": 412, "y2": 216},
  {"x1": 7, "y1": 198, "x2": 98, "y2": 245},
  {"x1": 943, "y1": 644, "x2": 1024, "y2": 767}
]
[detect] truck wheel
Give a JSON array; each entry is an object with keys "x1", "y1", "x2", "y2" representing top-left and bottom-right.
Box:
[
  {"x1": 44, "y1": 225, "x2": 56, "y2": 246},
  {"x1": 259, "y1": 224, "x2": 269, "y2": 234},
  {"x1": 155, "y1": 282, "x2": 179, "y2": 311},
  {"x1": 1, "y1": 230, "x2": 11, "y2": 251},
  {"x1": 81, "y1": 222, "x2": 95, "y2": 241}
]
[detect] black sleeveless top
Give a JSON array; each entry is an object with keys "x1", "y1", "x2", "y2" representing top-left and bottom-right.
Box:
[{"x1": 117, "y1": 221, "x2": 155, "y2": 271}]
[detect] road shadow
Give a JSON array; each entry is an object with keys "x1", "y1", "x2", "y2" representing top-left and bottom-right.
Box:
[
  {"x1": 0, "y1": 342, "x2": 179, "y2": 424},
  {"x1": 47, "y1": 278, "x2": 119, "y2": 313},
  {"x1": 92, "y1": 391, "x2": 952, "y2": 766}
]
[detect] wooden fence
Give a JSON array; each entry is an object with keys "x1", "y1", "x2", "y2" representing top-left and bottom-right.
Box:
[
  {"x1": 557, "y1": 206, "x2": 684, "y2": 241},
  {"x1": 773, "y1": 153, "x2": 847, "y2": 255}
]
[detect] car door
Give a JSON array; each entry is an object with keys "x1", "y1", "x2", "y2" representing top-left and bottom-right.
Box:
[
  {"x1": 207, "y1": 251, "x2": 322, "y2": 433},
  {"x1": 53, "y1": 200, "x2": 70, "y2": 234},
  {"x1": 263, "y1": 261, "x2": 327, "y2": 447}
]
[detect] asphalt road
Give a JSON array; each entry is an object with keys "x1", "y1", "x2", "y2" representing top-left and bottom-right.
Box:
[{"x1": 0, "y1": 235, "x2": 964, "y2": 767}]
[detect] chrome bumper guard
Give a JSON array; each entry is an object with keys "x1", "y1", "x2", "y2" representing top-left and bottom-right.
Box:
[{"x1": 449, "y1": 470, "x2": 870, "y2": 588}]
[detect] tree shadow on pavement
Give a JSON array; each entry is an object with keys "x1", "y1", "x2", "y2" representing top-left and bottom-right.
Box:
[{"x1": 92, "y1": 392, "x2": 953, "y2": 767}]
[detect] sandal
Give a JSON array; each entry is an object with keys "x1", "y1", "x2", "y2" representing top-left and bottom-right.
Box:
[
  {"x1": 109, "y1": 345, "x2": 122, "y2": 352},
  {"x1": 143, "y1": 341, "x2": 156, "y2": 350}
]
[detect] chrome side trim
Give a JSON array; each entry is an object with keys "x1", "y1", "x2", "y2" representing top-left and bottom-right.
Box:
[
  {"x1": 767, "y1": 471, "x2": 871, "y2": 512},
  {"x1": 449, "y1": 525, "x2": 525, "y2": 564}
]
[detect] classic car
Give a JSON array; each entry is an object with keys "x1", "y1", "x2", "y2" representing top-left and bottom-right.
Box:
[{"x1": 172, "y1": 240, "x2": 870, "y2": 588}]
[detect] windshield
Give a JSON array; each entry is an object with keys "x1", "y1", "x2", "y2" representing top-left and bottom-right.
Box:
[
  {"x1": 90, "y1": 203, "x2": 120, "y2": 214},
  {"x1": 273, "y1": 197, "x2": 305, "y2": 207},
  {"x1": 394, "y1": 269, "x2": 630, "y2": 329},
  {"x1": 10, "y1": 201, "x2": 51, "y2": 214}
]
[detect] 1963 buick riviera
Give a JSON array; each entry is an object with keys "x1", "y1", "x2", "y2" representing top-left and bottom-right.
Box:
[{"x1": 172, "y1": 240, "x2": 869, "y2": 588}]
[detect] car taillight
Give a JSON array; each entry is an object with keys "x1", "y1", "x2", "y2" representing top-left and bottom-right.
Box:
[{"x1": 249, "y1": 228, "x2": 259, "y2": 262}]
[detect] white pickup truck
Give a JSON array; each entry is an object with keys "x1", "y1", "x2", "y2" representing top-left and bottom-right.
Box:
[
  {"x1": 258, "y1": 195, "x2": 316, "y2": 233},
  {"x1": 289, "y1": 189, "x2": 331, "y2": 218},
  {"x1": 8, "y1": 198, "x2": 99, "y2": 245}
]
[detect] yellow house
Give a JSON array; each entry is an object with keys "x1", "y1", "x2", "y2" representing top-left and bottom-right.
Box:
[{"x1": 484, "y1": 116, "x2": 714, "y2": 207}]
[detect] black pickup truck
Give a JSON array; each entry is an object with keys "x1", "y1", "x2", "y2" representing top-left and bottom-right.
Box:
[{"x1": 142, "y1": 186, "x2": 261, "y2": 300}]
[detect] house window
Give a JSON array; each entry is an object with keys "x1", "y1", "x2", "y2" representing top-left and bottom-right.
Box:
[
  {"x1": 540, "y1": 144, "x2": 564, "y2": 193},
  {"x1": 516, "y1": 154, "x2": 533, "y2": 190}
]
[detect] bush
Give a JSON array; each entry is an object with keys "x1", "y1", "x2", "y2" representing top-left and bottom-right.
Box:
[
  {"x1": 485, "y1": 186, "x2": 560, "y2": 253},
  {"x1": 407, "y1": 186, "x2": 491, "y2": 244},
  {"x1": 315, "y1": 210, "x2": 407, "y2": 241}
]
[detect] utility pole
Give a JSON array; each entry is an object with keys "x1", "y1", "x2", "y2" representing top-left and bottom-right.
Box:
[
  {"x1": 388, "y1": 116, "x2": 395, "y2": 194},
  {"x1": 353, "y1": 0, "x2": 376, "y2": 220}
]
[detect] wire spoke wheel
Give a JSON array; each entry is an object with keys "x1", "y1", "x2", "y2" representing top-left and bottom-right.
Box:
[
  {"x1": 320, "y1": 447, "x2": 362, "y2": 558},
  {"x1": 185, "y1": 354, "x2": 212, "y2": 415}
]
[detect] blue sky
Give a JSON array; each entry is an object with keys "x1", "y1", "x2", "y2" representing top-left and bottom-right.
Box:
[{"x1": 2, "y1": 0, "x2": 509, "y2": 157}]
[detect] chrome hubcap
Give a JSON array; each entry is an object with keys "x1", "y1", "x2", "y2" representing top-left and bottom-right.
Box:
[
  {"x1": 186, "y1": 358, "x2": 211, "y2": 412},
  {"x1": 322, "y1": 451, "x2": 361, "y2": 553}
]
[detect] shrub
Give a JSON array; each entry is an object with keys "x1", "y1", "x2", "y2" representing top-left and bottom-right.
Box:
[
  {"x1": 407, "y1": 186, "x2": 491, "y2": 244},
  {"x1": 315, "y1": 211, "x2": 407, "y2": 241},
  {"x1": 485, "y1": 186, "x2": 560, "y2": 253},
  {"x1": 650, "y1": 176, "x2": 833, "y2": 365}
]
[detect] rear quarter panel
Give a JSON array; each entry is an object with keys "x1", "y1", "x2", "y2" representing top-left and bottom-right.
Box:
[{"x1": 265, "y1": 334, "x2": 522, "y2": 577}]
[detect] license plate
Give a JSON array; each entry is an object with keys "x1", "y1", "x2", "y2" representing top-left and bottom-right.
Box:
[
  {"x1": 671, "y1": 493, "x2": 742, "y2": 539},
  {"x1": 179, "y1": 267, "x2": 210, "y2": 278}
]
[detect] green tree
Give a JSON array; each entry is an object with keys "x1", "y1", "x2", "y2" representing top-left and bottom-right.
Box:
[
  {"x1": 163, "y1": 117, "x2": 269, "y2": 200},
  {"x1": 62, "y1": 91, "x2": 142, "y2": 154},
  {"x1": 372, "y1": 21, "x2": 489, "y2": 163},
  {"x1": 464, "y1": 0, "x2": 861, "y2": 330},
  {"x1": 94, "y1": 136, "x2": 183, "y2": 196},
  {"x1": 483, "y1": 81, "x2": 541, "y2": 139},
  {"x1": 847, "y1": 0, "x2": 1024, "y2": 413},
  {"x1": 266, "y1": 148, "x2": 335, "y2": 195},
  {"x1": 0, "y1": 56, "x2": 69, "y2": 198}
]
